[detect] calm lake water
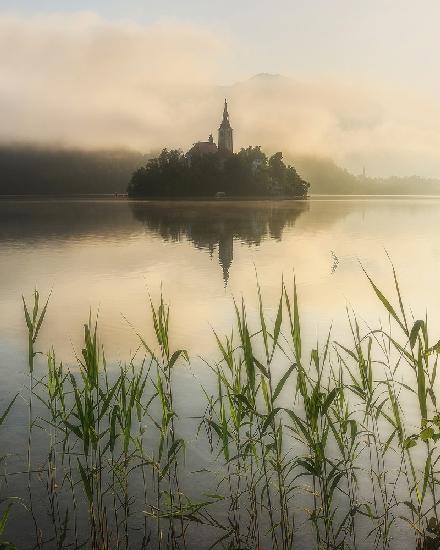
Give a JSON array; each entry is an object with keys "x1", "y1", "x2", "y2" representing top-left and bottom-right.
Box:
[
  {"x1": 1, "y1": 197, "x2": 440, "y2": 548},
  {"x1": 2, "y1": 197, "x2": 440, "y2": 365}
]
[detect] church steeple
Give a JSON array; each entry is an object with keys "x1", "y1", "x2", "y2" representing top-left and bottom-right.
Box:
[
  {"x1": 222, "y1": 99, "x2": 229, "y2": 124},
  {"x1": 218, "y1": 99, "x2": 233, "y2": 154}
]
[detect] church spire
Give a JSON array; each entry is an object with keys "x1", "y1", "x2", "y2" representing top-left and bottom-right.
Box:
[
  {"x1": 218, "y1": 99, "x2": 233, "y2": 153},
  {"x1": 223, "y1": 99, "x2": 229, "y2": 123}
]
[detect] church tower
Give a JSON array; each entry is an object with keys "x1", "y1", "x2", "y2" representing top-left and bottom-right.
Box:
[{"x1": 218, "y1": 99, "x2": 233, "y2": 154}]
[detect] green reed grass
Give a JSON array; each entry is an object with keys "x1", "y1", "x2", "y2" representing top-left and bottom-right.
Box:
[
  {"x1": 0, "y1": 392, "x2": 18, "y2": 550},
  {"x1": 2, "y1": 267, "x2": 440, "y2": 548}
]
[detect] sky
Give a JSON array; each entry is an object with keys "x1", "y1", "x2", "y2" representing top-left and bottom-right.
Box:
[
  {"x1": 2, "y1": 1, "x2": 440, "y2": 176},
  {"x1": 7, "y1": 0, "x2": 440, "y2": 85}
]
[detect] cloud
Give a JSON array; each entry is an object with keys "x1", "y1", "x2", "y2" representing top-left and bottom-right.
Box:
[
  {"x1": 0, "y1": 13, "x2": 227, "y2": 150},
  {"x1": 1, "y1": 12, "x2": 440, "y2": 176},
  {"x1": 231, "y1": 75, "x2": 440, "y2": 177}
]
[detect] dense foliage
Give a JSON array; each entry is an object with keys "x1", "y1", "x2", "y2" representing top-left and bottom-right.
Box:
[{"x1": 128, "y1": 146, "x2": 310, "y2": 198}]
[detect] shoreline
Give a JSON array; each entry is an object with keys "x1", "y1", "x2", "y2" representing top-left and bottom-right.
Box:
[{"x1": 2, "y1": 193, "x2": 440, "y2": 201}]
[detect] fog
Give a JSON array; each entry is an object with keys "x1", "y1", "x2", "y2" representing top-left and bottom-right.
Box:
[{"x1": 2, "y1": 12, "x2": 440, "y2": 177}]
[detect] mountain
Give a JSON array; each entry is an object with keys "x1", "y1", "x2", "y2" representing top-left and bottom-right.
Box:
[{"x1": 294, "y1": 156, "x2": 440, "y2": 195}]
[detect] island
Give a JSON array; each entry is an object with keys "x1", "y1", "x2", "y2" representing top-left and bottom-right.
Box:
[{"x1": 128, "y1": 100, "x2": 310, "y2": 199}]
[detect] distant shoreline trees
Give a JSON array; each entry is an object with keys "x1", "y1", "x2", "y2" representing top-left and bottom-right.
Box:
[{"x1": 128, "y1": 146, "x2": 310, "y2": 198}]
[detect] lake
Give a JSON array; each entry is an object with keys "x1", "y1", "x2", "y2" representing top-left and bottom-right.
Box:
[
  {"x1": 1, "y1": 196, "x2": 440, "y2": 548},
  {"x1": 3, "y1": 197, "x2": 440, "y2": 360}
]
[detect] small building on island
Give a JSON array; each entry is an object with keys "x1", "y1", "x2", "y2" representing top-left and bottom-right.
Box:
[
  {"x1": 187, "y1": 133, "x2": 218, "y2": 158},
  {"x1": 187, "y1": 100, "x2": 234, "y2": 161}
]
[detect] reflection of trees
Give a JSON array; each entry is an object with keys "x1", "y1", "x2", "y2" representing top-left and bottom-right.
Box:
[
  {"x1": 0, "y1": 199, "x2": 137, "y2": 242},
  {"x1": 130, "y1": 200, "x2": 309, "y2": 284}
]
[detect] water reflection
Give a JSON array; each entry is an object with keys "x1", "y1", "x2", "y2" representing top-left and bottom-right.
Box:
[
  {"x1": 0, "y1": 199, "x2": 136, "y2": 242},
  {"x1": 130, "y1": 200, "x2": 309, "y2": 283},
  {"x1": 0, "y1": 199, "x2": 309, "y2": 284}
]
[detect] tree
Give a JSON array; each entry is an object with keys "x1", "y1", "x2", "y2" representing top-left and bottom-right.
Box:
[{"x1": 128, "y1": 147, "x2": 310, "y2": 198}]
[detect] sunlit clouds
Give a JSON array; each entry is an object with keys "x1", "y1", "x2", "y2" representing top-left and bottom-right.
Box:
[
  {"x1": 0, "y1": 13, "x2": 227, "y2": 150},
  {"x1": 2, "y1": 12, "x2": 440, "y2": 176}
]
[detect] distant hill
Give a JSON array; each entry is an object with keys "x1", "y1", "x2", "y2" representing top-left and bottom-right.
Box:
[
  {"x1": 1, "y1": 144, "x2": 440, "y2": 196},
  {"x1": 294, "y1": 156, "x2": 440, "y2": 195},
  {"x1": 0, "y1": 146, "x2": 145, "y2": 195}
]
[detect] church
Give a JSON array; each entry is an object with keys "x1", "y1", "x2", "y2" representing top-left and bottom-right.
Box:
[{"x1": 187, "y1": 100, "x2": 234, "y2": 158}]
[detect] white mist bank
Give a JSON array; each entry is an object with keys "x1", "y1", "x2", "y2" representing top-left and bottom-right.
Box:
[{"x1": 1, "y1": 12, "x2": 440, "y2": 177}]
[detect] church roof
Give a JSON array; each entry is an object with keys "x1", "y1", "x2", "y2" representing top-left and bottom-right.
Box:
[{"x1": 188, "y1": 141, "x2": 218, "y2": 156}]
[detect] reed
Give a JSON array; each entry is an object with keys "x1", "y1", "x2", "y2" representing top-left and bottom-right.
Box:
[
  {"x1": 0, "y1": 393, "x2": 18, "y2": 550},
  {"x1": 1, "y1": 267, "x2": 440, "y2": 548}
]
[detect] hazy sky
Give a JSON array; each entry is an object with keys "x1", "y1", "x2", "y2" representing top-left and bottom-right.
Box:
[
  {"x1": 2, "y1": 1, "x2": 440, "y2": 176},
  {"x1": 8, "y1": 0, "x2": 440, "y2": 85}
]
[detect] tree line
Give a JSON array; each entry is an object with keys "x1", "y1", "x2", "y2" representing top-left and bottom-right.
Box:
[
  {"x1": 0, "y1": 146, "x2": 144, "y2": 195},
  {"x1": 128, "y1": 146, "x2": 310, "y2": 198}
]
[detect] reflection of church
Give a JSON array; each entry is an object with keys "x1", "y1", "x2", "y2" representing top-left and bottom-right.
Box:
[
  {"x1": 218, "y1": 232, "x2": 234, "y2": 285},
  {"x1": 187, "y1": 100, "x2": 234, "y2": 158},
  {"x1": 206, "y1": 226, "x2": 234, "y2": 285},
  {"x1": 130, "y1": 202, "x2": 309, "y2": 286}
]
